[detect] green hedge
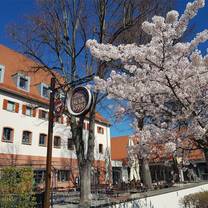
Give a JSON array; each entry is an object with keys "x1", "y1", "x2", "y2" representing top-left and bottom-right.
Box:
[
  {"x1": 0, "y1": 167, "x2": 36, "y2": 208},
  {"x1": 181, "y1": 191, "x2": 208, "y2": 208}
]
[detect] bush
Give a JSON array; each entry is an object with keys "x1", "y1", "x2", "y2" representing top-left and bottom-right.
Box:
[
  {"x1": 180, "y1": 191, "x2": 208, "y2": 208},
  {"x1": 0, "y1": 167, "x2": 36, "y2": 208}
]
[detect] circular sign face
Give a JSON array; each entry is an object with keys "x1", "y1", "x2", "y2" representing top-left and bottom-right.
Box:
[
  {"x1": 66, "y1": 86, "x2": 92, "y2": 116},
  {"x1": 54, "y1": 98, "x2": 64, "y2": 117}
]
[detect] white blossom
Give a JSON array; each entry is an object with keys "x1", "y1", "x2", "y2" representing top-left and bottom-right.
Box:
[
  {"x1": 87, "y1": 0, "x2": 208, "y2": 159},
  {"x1": 166, "y1": 10, "x2": 179, "y2": 24}
]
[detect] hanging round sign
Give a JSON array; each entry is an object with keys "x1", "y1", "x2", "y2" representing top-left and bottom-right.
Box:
[{"x1": 66, "y1": 86, "x2": 93, "y2": 116}]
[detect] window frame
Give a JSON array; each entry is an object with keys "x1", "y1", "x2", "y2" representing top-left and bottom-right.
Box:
[
  {"x1": 40, "y1": 83, "x2": 49, "y2": 99},
  {"x1": 16, "y1": 73, "x2": 30, "y2": 92},
  {"x1": 2, "y1": 127, "x2": 14, "y2": 143},
  {"x1": 54, "y1": 136, "x2": 61, "y2": 148},
  {"x1": 67, "y1": 138, "x2": 74, "y2": 150},
  {"x1": 57, "y1": 170, "x2": 70, "y2": 182},
  {"x1": 22, "y1": 130, "x2": 32, "y2": 145},
  {"x1": 3, "y1": 99, "x2": 19, "y2": 113},
  {"x1": 39, "y1": 110, "x2": 49, "y2": 120},
  {"x1": 39, "y1": 133, "x2": 47, "y2": 147},
  {"x1": 7, "y1": 101, "x2": 15, "y2": 112},
  {"x1": 34, "y1": 169, "x2": 46, "y2": 184},
  {"x1": 0, "y1": 64, "x2": 5, "y2": 83},
  {"x1": 97, "y1": 126, "x2": 104, "y2": 134},
  {"x1": 99, "y1": 144, "x2": 103, "y2": 154},
  {"x1": 25, "y1": 106, "x2": 32, "y2": 116},
  {"x1": 19, "y1": 76, "x2": 28, "y2": 90}
]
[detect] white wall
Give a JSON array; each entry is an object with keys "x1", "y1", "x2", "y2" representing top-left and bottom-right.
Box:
[
  {"x1": 111, "y1": 183, "x2": 208, "y2": 208},
  {"x1": 0, "y1": 92, "x2": 111, "y2": 161}
]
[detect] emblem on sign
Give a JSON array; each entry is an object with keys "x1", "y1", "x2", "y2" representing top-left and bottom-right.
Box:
[
  {"x1": 54, "y1": 98, "x2": 64, "y2": 117},
  {"x1": 66, "y1": 86, "x2": 93, "y2": 116}
]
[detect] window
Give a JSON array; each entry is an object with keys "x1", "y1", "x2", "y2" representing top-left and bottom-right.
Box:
[
  {"x1": 13, "y1": 73, "x2": 30, "y2": 92},
  {"x1": 42, "y1": 85, "x2": 49, "y2": 98},
  {"x1": 3, "y1": 100, "x2": 19, "y2": 113},
  {"x1": 67, "y1": 138, "x2": 74, "y2": 150},
  {"x1": 39, "y1": 134, "x2": 47, "y2": 146},
  {"x1": 0, "y1": 69, "x2": 2, "y2": 82},
  {"x1": 39, "y1": 83, "x2": 49, "y2": 98},
  {"x1": 39, "y1": 110, "x2": 48, "y2": 120},
  {"x1": 24, "y1": 105, "x2": 32, "y2": 116},
  {"x1": 22, "y1": 131, "x2": 32, "y2": 145},
  {"x1": 19, "y1": 77, "x2": 29, "y2": 90},
  {"x1": 0, "y1": 65, "x2": 5, "y2": 83},
  {"x1": 34, "y1": 170, "x2": 45, "y2": 184},
  {"x1": 7, "y1": 101, "x2": 15, "y2": 112},
  {"x1": 26, "y1": 106, "x2": 32, "y2": 116},
  {"x1": 97, "y1": 126, "x2": 104, "y2": 134},
  {"x1": 57, "y1": 170, "x2": 70, "y2": 182},
  {"x1": 54, "y1": 136, "x2": 61, "y2": 148},
  {"x1": 2, "y1": 127, "x2": 13, "y2": 142},
  {"x1": 22, "y1": 105, "x2": 36, "y2": 117},
  {"x1": 99, "y1": 144, "x2": 103, "y2": 154}
]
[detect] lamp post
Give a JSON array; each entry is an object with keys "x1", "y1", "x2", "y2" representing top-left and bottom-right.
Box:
[{"x1": 44, "y1": 77, "x2": 56, "y2": 208}]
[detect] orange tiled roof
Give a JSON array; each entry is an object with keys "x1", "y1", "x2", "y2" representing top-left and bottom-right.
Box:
[
  {"x1": 85, "y1": 112, "x2": 110, "y2": 126},
  {"x1": 186, "y1": 149, "x2": 204, "y2": 161},
  {"x1": 111, "y1": 133, "x2": 205, "y2": 164},
  {"x1": 111, "y1": 136, "x2": 129, "y2": 161},
  {"x1": 0, "y1": 44, "x2": 54, "y2": 104},
  {"x1": 94, "y1": 112, "x2": 110, "y2": 125},
  {"x1": 0, "y1": 44, "x2": 109, "y2": 125}
]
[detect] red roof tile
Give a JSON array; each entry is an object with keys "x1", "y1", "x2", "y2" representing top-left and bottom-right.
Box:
[
  {"x1": 111, "y1": 136, "x2": 129, "y2": 161},
  {"x1": 0, "y1": 44, "x2": 109, "y2": 124}
]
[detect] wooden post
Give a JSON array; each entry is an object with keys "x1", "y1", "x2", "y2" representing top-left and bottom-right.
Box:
[{"x1": 44, "y1": 77, "x2": 56, "y2": 208}]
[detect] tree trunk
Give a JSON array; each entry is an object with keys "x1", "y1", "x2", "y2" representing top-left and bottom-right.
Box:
[
  {"x1": 79, "y1": 162, "x2": 92, "y2": 207},
  {"x1": 172, "y1": 157, "x2": 180, "y2": 182},
  {"x1": 141, "y1": 159, "x2": 153, "y2": 189},
  {"x1": 72, "y1": 109, "x2": 96, "y2": 207},
  {"x1": 203, "y1": 148, "x2": 208, "y2": 174},
  {"x1": 71, "y1": 115, "x2": 92, "y2": 207}
]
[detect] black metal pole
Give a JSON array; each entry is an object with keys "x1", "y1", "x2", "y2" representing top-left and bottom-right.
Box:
[{"x1": 44, "y1": 77, "x2": 56, "y2": 208}]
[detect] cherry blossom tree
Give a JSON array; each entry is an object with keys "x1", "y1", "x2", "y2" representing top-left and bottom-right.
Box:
[{"x1": 87, "y1": 0, "x2": 208, "y2": 186}]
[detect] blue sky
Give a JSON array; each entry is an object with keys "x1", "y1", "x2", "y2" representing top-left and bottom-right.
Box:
[
  {"x1": 0, "y1": 0, "x2": 36, "y2": 50},
  {"x1": 0, "y1": 0, "x2": 208, "y2": 137}
]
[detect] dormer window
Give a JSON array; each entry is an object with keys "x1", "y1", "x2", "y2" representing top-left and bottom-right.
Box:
[
  {"x1": 42, "y1": 85, "x2": 49, "y2": 98},
  {"x1": 0, "y1": 64, "x2": 5, "y2": 83},
  {"x1": 39, "y1": 83, "x2": 49, "y2": 99},
  {"x1": 13, "y1": 73, "x2": 30, "y2": 92},
  {"x1": 19, "y1": 77, "x2": 28, "y2": 90}
]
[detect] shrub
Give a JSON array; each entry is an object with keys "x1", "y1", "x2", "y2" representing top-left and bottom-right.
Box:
[
  {"x1": 180, "y1": 191, "x2": 208, "y2": 208},
  {"x1": 0, "y1": 167, "x2": 36, "y2": 208}
]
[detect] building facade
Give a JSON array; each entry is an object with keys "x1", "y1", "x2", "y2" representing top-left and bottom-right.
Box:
[
  {"x1": 0, "y1": 44, "x2": 111, "y2": 190},
  {"x1": 111, "y1": 135, "x2": 207, "y2": 186}
]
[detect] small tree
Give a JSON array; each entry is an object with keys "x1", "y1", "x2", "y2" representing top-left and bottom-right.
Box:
[{"x1": 0, "y1": 167, "x2": 36, "y2": 208}]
